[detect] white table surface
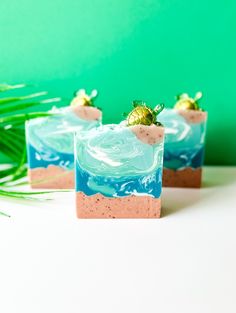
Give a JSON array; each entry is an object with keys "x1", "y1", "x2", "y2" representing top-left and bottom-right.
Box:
[{"x1": 0, "y1": 166, "x2": 236, "y2": 313}]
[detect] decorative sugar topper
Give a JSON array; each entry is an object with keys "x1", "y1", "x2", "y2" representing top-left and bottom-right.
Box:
[
  {"x1": 70, "y1": 89, "x2": 98, "y2": 107},
  {"x1": 126, "y1": 100, "x2": 164, "y2": 126},
  {"x1": 174, "y1": 92, "x2": 203, "y2": 110},
  {"x1": 69, "y1": 89, "x2": 102, "y2": 121}
]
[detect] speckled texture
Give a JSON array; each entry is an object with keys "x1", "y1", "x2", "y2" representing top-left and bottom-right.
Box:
[
  {"x1": 71, "y1": 105, "x2": 101, "y2": 121},
  {"x1": 130, "y1": 124, "x2": 164, "y2": 145},
  {"x1": 28, "y1": 165, "x2": 74, "y2": 189},
  {"x1": 163, "y1": 167, "x2": 202, "y2": 188},
  {"x1": 76, "y1": 192, "x2": 161, "y2": 218},
  {"x1": 177, "y1": 109, "x2": 207, "y2": 124}
]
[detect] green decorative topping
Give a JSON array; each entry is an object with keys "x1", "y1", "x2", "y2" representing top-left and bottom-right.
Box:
[
  {"x1": 71, "y1": 89, "x2": 98, "y2": 107},
  {"x1": 174, "y1": 92, "x2": 203, "y2": 110},
  {"x1": 127, "y1": 101, "x2": 164, "y2": 126}
]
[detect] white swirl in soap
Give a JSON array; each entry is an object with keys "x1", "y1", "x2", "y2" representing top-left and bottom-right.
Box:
[
  {"x1": 27, "y1": 106, "x2": 101, "y2": 155},
  {"x1": 158, "y1": 108, "x2": 207, "y2": 148},
  {"x1": 75, "y1": 124, "x2": 164, "y2": 177}
]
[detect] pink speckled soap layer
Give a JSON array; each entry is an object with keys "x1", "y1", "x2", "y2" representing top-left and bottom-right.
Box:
[
  {"x1": 76, "y1": 192, "x2": 161, "y2": 218},
  {"x1": 177, "y1": 109, "x2": 207, "y2": 124},
  {"x1": 163, "y1": 167, "x2": 202, "y2": 188},
  {"x1": 71, "y1": 105, "x2": 101, "y2": 121},
  {"x1": 28, "y1": 165, "x2": 74, "y2": 189},
  {"x1": 130, "y1": 124, "x2": 164, "y2": 145}
]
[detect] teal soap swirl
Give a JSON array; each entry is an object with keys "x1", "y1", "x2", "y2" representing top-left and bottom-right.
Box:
[
  {"x1": 26, "y1": 106, "x2": 101, "y2": 169},
  {"x1": 158, "y1": 108, "x2": 207, "y2": 169},
  {"x1": 75, "y1": 124, "x2": 164, "y2": 198}
]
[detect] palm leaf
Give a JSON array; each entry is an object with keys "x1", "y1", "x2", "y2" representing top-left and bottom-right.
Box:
[
  {"x1": 0, "y1": 112, "x2": 55, "y2": 126},
  {"x1": 0, "y1": 83, "x2": 27, "y2": 93},
  {"x1": 0, "y1": 210, "x2": 10, "y2": 218},
  {"x1": 0, "y1": 83, "x2": 62, "y2": 216},
  {"x1": 0, "y1": 91, "x2": 47, "y2": 105},
  {"x1": 0, "y1": 165, "x2": 18, "y2": 179}
]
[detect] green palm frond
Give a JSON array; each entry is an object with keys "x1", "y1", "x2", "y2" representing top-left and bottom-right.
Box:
[
  {"x1": 0, "y1": 83, "x2": 62, "y2": 216},
  {"x1": 0, "y1": 83, "x2": 28, "y2": 92}
]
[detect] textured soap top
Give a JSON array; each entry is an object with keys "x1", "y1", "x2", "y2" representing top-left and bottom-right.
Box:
[
  {"x1": 176, "y1": 109, "x2": 207, "y2": 124},
  {"x1": 71, "y1": 105, "x2": 102, "y2": 121},
  {"x1": 75, "y1": 123, "x2": 164, "y2": 177},
  {"x1": 26, "y1": 106, "x2": 102, "y2": 156},
  {"x1": 130, "y1": 124, "x2": 164, "y2": 145}
]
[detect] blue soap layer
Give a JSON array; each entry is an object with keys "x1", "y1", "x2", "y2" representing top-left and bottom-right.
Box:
[
  {"x1": 158, "y1": 109, "x2": 207, "y2": 170},
  {"x1": 27, "y1": 144, "x2": 74, "y2": 170},
  {"x1": 163, "y1": 147, "x2": 205, "y2": 170},
  {"x1": 76, "y1": 162, "x2": 162, "y2": 198}
]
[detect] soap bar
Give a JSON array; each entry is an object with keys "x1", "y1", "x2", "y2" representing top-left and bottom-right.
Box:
[
  {"x1": 158, "y1": 108, "x2": 207, "y2": 188},
  {"x1": 75, "y1": 123, "x2": 164, "y2": 218},
  {"x1": 26, "y1": 105, "x2": 102, "y2": 189}
]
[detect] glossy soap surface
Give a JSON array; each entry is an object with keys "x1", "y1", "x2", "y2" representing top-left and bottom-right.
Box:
[
  {"x1": 158, "y1": 108, "x2": 207, "y2": 170},
  {"x1": 75, "y1": 124, "x2": 164, "y2": 198},
  {"x1": 26, "y1": 106, "x2": 101, "y2": 170}
]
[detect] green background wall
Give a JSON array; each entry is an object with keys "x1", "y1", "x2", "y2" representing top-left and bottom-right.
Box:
[{"x1": 0, "y1": 0, "x2": 236, "y2": 165}]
